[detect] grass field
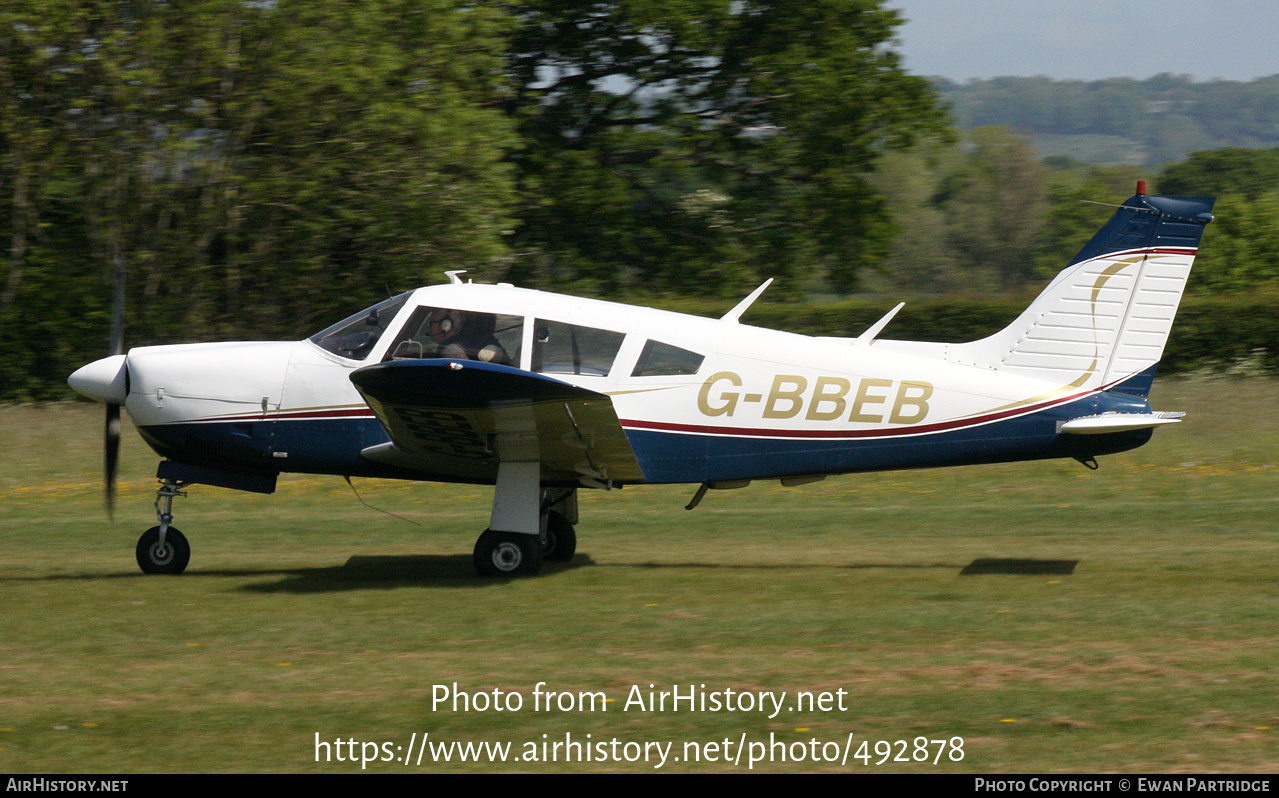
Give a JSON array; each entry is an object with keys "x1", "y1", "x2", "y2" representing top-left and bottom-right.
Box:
[{"x1": 2, "y1": 377, "x2": 1277, "y2": 773}]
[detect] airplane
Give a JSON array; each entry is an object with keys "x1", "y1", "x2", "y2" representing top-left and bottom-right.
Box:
[{"x1": 68, "y1": 181, "x2": 1215, "y2": 577}]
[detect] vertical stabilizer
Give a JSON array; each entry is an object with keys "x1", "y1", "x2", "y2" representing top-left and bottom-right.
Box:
[{"x1": 949, "y1": 185, "x2": 1215, "y2": 393}]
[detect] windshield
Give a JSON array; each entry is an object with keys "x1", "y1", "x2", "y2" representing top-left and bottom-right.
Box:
[{"x1": 309, "y1": 292, "x2": 411, "y2": 360}]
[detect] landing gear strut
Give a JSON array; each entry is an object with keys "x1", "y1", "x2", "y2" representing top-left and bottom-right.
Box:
[{"x1": 136, "y1": 480, "x2": 190, "y2": 575}]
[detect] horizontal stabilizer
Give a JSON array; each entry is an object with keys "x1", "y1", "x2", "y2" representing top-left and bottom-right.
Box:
[{"x1": 1057, "y1": 411, "x2": 1184, "y2": 435}]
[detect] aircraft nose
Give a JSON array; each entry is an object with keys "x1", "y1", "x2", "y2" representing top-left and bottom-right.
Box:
[{"x1": 68, "y1": 354, "x2": 129, "y2": 404}]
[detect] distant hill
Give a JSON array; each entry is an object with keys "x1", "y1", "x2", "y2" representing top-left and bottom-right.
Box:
[{"x1": 933, "y1": 74, "x2": 1279, "y2": 165}]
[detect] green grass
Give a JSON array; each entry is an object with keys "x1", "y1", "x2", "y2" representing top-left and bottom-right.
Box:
[{"x1": 1, "y1": 377, "x2": 1278, "y2": 772}]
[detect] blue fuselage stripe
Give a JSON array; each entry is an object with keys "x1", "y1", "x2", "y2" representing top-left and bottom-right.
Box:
[
  {"x1": 622, "y1": 390, "x2": 1153, "y2": 483},
  {"x1": 138, "y1": 390, "x2": 1153, "y2": 485}
]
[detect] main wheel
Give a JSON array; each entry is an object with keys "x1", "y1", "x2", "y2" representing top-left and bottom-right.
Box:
[
  {"x1": 542, "y1": 511, "x2": 577, "y2": 563},
  {"x1": 473, "y1": 529, "x2": 542, "y2": 577},
  {"x1": 136, "y1": 526, "x2": 190, "y2": 575}
]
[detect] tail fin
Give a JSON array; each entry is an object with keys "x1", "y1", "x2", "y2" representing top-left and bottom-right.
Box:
[{"x1": 950, "y1": 182, "x2": 1215, "y2": 396}]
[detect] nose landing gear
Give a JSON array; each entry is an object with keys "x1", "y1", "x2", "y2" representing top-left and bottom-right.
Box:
[{"x1": 136, "y1": 480, "x2": 190, "y2": 575}]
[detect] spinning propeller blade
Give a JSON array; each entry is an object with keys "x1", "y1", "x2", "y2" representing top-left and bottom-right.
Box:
[
  {"x1": 105, "y1": 248, "x2": 126, "y2": 517},
  {"x1": 105, "y1": 402, "x2": 120, "y2": 517}
]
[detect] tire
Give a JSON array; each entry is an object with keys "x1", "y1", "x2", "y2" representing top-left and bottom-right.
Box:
[
  {"x1": 542, "y1": 511, "x2": 577, "y2": 563},
  {"x1": 473, "y1": 529, "x2": 542, "y2": 577},
  {"x1": 136, "y1": 526, "x2": 190, "y2": 575}
]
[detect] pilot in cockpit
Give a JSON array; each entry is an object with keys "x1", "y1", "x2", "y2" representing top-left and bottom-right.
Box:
[{"x1": 428, "y1": 309, "x2": 508, "y2": 364}]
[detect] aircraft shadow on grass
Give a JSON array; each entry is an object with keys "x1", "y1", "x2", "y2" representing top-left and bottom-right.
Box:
[
  {"x1": 0, "y1": 555, "x2": 1078, "y2": 593},
  {"x1": 237, "y1": 554, "x2": 1079, "y2": 593}
]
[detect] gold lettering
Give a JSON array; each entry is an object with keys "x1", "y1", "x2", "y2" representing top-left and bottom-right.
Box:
[
  {"x1": 806, "y1": 376, "x2": 851, "y2": 421},
  {"x1": 848, "y1": 378, "x2": 892, "y2": 423},
  {"x1": 698, "y1": 372, "x2": 742, "y2": 417},
  {"x1": 763, "y1": 375, "x2": 808, "y2": 419},
  {"x1": 889, "y1": 380, "x2": 933, "y2": 424}
]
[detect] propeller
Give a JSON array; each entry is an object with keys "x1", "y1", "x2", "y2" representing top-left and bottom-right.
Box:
[
  {"x1": 105, "y1": 247, "x2": 126, "y2": 518},
  {"x1": 105, "y1": 402, "x2": 120, "y2": 516}
]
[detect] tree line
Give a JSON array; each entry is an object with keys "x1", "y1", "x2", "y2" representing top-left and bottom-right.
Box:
[
  {"x1": 935, "y1": 74, "x2": 1279, "y2": 166},
  {"x1": 870, "y1": 134, "x2": 1279, "y2": 297},
  {"x1": 1, "y1": 0, "x2": 949, "y2": 399},
  {"x1": 3, "y1": 2, "x2": 1277, "y2": 401}
]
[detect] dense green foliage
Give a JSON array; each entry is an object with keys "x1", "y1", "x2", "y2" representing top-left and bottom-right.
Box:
[
  {"x1": 2, "y1": 0, "x2": 951, "y2": 399},
  {"x1": 505, "y1": 0, "x2": 947, "y2": 298},
  {"x1": 1150, "y1": 148, "x2": 1279, "y2": 293},
  {"x1": 3, "y1": 3, "x2": 1279, "y2": 401},
  {"x1": 868, "y1": 131, "x2": 1149, "y2": 294},
  {"x1": 1, "y1": 0, "x2": 515, "y2": 399},
  {"x1": 1160, "y1": 148, "x2": 1279, "y2": 198}
]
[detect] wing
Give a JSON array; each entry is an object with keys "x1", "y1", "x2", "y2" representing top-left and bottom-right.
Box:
[{"x1": 349, "y1": 359, "x2": 645, "y2": 486}]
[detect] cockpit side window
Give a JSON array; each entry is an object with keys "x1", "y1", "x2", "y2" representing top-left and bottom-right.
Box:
[
  {"x1": 309, "y1": 293, "x2": 411, "y2": 361},
  {"x1": 532, "y1": 320, "x2": 625, "y2": 376},
  {"x1": 382, "y1": 306, "x2": 522, "y2": 366},
  {"x1": 631, "y1": 339, "x2": 705, "y2": 377}
]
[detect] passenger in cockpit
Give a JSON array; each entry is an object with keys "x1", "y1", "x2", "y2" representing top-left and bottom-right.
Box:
[{"x1": 428, "y1": 309, "x2": 508, "y2": 364}]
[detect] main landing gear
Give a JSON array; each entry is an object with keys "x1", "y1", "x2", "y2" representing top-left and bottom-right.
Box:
[
  {"x1": 136, "y1": 479, "x2": 190, "y2": 575},
  {"x1": 542, "y1": 510, "x2": 577, "y2": 563},
  {"x1": 471, "y1": 480, "x2": 579, "y2": 578},
  {"x1": 471, "y1": 510, "x2": 578, "y2": 577},
  {"x1": 129, "y1": 471, "x2": 580, "y2": 578}
]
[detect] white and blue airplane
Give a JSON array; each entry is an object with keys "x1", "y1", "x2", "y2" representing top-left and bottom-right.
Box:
[{"x1": 69, "y1": 182, "x2": 1215, "y2": 577}]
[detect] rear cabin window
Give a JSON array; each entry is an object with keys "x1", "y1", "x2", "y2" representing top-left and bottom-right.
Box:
[
  {"x1": 631, "y1": 340, "x2": 705, "y2": 377},
  {"x1": 383, "y1": 307, "x2": 523, "y2": 366},
  {"x1": 532, "y1": 320, "x2": 625, "y2": 376}
]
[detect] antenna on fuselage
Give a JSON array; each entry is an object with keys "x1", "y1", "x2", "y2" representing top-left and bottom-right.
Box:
[
  {"x1": 854, "y1": 302, "x2": 905, "y2": 346},
  {"x1": 445, "y1": 270, "x2": 467, "y2": 285},
  {"x1": 720, "y1": 278, "x2": 773, "y2": 324}
]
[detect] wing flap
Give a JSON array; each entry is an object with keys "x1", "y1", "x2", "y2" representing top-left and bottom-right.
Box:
[{"x1": 350, "y1": 359, "x2": 645, "y2": 484}]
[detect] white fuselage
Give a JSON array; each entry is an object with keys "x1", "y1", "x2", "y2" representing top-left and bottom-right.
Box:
[{"x1": 106, "y1": 281, "x2": 1154, "y2": 486}]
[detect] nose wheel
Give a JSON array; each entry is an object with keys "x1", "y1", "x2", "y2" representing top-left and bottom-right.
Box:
[
  {"x1": 136, "y1": 525, "x2": 190, "y2": 574},
  {"x1": 136, "y1": 479, "x2": 191, "y2": 574}
]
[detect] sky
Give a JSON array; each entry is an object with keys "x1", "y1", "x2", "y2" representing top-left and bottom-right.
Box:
[{"x1": 888, "y1": 0, "x2": 1279, "y2": 82}]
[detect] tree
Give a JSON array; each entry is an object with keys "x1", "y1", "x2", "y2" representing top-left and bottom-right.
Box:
[
  {"x1": 866, "y1": 143, "x2": 966, "y2": 294},
  {"x1": 189, "y1": 0, "x2": 517, "y2": 336},
  {"x1": 504, "y1": 0, "x2": 949, "y2": 298},
  {"x1": 1156, "y1": 148, "x2": 1279, "y2": 292},
  {"x1": 934, "y1": 127, "x2": 1049, "y2": 290},
  {"x1": 1159, "y1": 147, "x2": 1279, "y2": 199},
  {"x1": 1, "y1": 0, "x2": 517, "y2": 400},
  {"x1": 1183, "y1": 193, "x2": 1279, "y2": 292}
]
